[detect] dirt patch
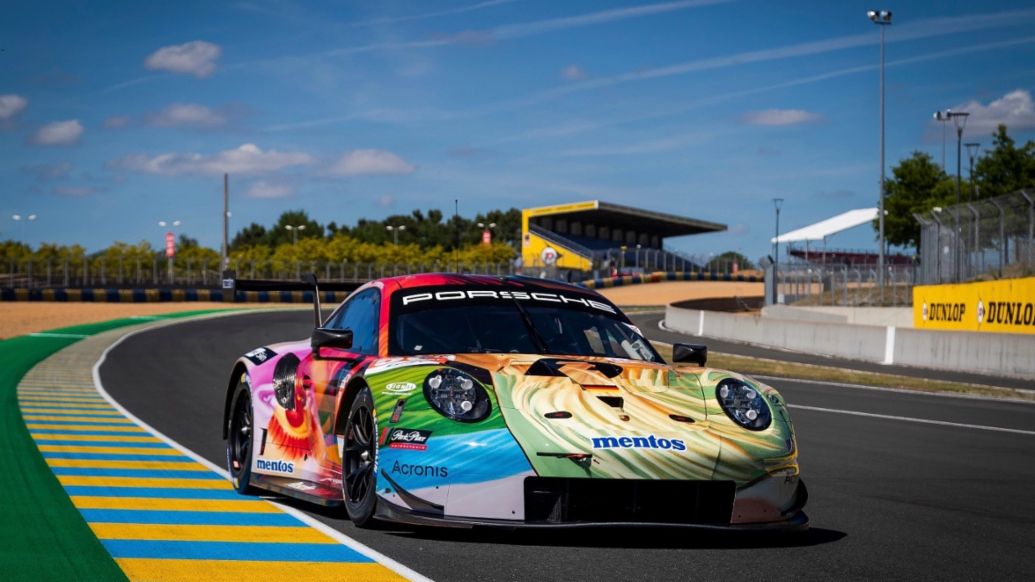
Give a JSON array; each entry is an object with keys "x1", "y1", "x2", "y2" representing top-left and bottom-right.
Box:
[
  {"x1": 596, "y1": 281, "x2": 765, "y2": 306},
  {"x1": 0, "y1": 302, "x2": 297, "y2": 339}
]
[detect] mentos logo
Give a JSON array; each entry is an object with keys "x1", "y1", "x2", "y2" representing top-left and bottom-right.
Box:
[
  {"x1": 591, "y1": 435, "x2": 686, "y2": 451},
  {"x1": 256, "y1": 459, "x2": 295, "y2": 473}
]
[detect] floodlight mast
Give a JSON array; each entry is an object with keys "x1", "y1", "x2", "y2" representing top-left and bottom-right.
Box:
[{"x1": 868, "y1": 9, "x2": 892, "y2": 294}]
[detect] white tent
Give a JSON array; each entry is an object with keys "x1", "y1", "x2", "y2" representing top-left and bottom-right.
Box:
[{"x1": 771, "y1": 208, "x2": 878, "y2": 244}]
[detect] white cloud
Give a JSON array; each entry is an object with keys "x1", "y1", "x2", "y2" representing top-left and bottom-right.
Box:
[
  {"x1": 0, "y1": 94, "x2": 28, "y2": 120},
  {"x1": 145, "y1": 41, "x2": 221, "y2": 78},
  {"x1": 104, "y1": 115, "x2": 132, "y2": 128},
  {"x1": 32, "y1": 120, "x2": 84, "y2": 145},
  {"x1": 22, "y1": 161, "x2": 73, "y2": 179},
  {"x1": 952, "y1": 89, "x2": 1035, "y2": 134},
  {"x1": 54, "y1": 185, "x2": 96, "y2": 197},
  {"x1": 116, "y1": 143, "x2": 315, "y2": 176},
  {"x1": 149, "y1": 103, "x2": 225, "y2": 127},
  {"x1": 376, "y1": 194, "x2": 395, "y2": 207},
  {"x1": 327, "y1": 149, "x2": 416, "y2": 176},
  {"x1": 246, "y1": 180, "x2": 294, "y2": 198},
  {"x1": 741, "y1": 109, "x2": 823, "y2": 126},
  {"x1": 561, "y1": 65, "x2": 586, "y2": 81},
  {"x1": 325, "y1": 0, "x2": 728, "y2": 56}
]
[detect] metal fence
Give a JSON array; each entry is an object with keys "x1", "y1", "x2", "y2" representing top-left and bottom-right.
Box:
[
  {"x1": 915, "y1": 189, "x2": 1035, "y2": 285},
  {"x1": 774, "y1": 263, "x2": 918, "y2": 306},
  {"x1": 2, "y1": 258, "x2": 516, "y2": 289}
]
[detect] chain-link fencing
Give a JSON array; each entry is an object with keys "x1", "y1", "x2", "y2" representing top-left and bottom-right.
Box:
[{"x1": 915, "y1": 189, "x2": 1035, "y2": 284}]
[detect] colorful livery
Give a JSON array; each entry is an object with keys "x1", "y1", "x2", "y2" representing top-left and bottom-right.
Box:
[{"x1": 222, "y1": 274, "x2": 807, "y2": 529}]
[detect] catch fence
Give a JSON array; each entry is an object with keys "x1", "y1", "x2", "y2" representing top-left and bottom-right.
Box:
[{"x1": 915, "y1": 189, "x2": 1035, "y2": 284}]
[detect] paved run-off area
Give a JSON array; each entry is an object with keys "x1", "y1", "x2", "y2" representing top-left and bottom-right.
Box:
[{"x1": 1, "y1": 313, "x2": 416, "y2": 581}]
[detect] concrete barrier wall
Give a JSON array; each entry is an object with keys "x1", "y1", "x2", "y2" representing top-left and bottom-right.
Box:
[
  {"x1": 762, "y1": 305, "x2": 913, "y2": 327},
  {"x1": 666, "y1": 304, "x2": 1035, "y2": 380}
]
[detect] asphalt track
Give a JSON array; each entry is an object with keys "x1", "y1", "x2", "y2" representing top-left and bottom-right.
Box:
[{"x1": 99, "y1": 310, "x2": 1035, "y2": 581}]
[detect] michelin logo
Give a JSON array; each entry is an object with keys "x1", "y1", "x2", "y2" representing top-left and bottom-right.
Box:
[
  {"x1": 591, "y1": 435, "x2": 687, "y2": 451},
  {"x1": 256, "y1": 459, "x2": 294, "y2": 473}
]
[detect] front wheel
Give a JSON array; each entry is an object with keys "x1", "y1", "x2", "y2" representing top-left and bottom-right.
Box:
[
  {"x1": 341, "y1": 386, "x2": 379, "y2": 527},
  {"x1": 226, "y1": 382, "x2": 257, "y2": 494}
]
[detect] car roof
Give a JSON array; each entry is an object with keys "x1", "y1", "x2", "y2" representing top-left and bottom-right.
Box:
[{"x1": 379, "y1": 273, "x2": 605, "y2": 297}]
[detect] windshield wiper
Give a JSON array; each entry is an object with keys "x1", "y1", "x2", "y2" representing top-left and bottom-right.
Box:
[{"x1": 508, "y1": 299, "x2": 548, "y2": 354}]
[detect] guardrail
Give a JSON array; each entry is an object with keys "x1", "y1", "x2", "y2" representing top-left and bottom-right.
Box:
[{"x1": 665, "y1": 303, "x2": 1035, "y2": 380}]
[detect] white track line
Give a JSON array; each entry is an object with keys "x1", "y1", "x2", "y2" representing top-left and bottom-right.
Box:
[
  {"x1": 788, "y1": 404, "x2": 1035, "y2": 436},
  {"x1": 91, "y1": 321, "x2": 432, "y2": 582}
]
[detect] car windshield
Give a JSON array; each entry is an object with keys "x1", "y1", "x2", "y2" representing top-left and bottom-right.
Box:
[{"x1": 389, "y1": 290, "x2": 661, "y2": 362}]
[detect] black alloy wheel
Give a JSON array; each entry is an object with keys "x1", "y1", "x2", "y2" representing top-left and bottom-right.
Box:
[
  {"x1": 342, "y1": 386, "x2": 379, "y2": 527},
  {"x1": 227, "y1": 383, "x2": 256, "y2": 494}
]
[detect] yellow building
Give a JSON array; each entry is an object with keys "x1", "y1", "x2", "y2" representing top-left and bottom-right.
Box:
[{"x1": 521, "y1": 200, "x2": 725, "y2": 277}]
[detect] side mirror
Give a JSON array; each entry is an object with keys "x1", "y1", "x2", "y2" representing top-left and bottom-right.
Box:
[
  {"x1": 311, "y1": 327, "x2": 353, "y2": 359},
  {"x1": 672, "y1": 343, "x2": 707, "y2": 366}
]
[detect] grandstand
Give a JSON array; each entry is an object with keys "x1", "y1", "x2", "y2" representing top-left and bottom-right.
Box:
[{"x1": 521, "y1": 200, "x2": 726, "y2": 279}]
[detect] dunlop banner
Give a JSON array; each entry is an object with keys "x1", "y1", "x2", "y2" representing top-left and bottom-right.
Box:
[{"x1": 913, "y1": 277, "x2": 1035, "y2": 334}]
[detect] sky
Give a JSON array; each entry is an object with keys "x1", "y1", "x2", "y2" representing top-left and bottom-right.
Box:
[{"x1": 2, "y1": 0, "x2": 1035, "y2": 263}]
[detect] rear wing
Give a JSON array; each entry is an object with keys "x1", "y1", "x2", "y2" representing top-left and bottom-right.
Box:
[{"x1": 221, "y1": 270, "x2": 363, "y2": 327}]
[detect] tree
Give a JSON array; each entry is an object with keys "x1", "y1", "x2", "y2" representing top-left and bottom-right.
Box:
[
  {"x1": 706, "y1": 251, "x2": 754, "y2": 271},
  {"x1": 878, "y1": 151, "x2": 955, "y2": 249},
  {"x1": 231, "y1": 223, "x2": 269, "y2": 249},
  {"x1": 973, "y1": 124, "x2": 1035, "y2": 199},
  {"x1": 268, "y1": 210, "x2": 324, "y2": 246}
]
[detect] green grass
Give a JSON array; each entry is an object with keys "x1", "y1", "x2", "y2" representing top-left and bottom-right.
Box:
[{"x1": 0, "y1": 309, "x2": 234, "y2": 580}]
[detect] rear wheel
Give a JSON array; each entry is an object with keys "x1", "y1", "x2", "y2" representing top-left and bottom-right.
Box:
[
  {"x1": 341, "y1": 386, "x2": 378, "y2": 527},
  {"x1": 227, "y1": 383, "x2": 257, "y2": 494}
]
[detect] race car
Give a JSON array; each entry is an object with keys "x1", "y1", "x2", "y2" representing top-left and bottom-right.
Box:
[{"x1": 222, "y1": 273, "x2": 807, "y2": 529}]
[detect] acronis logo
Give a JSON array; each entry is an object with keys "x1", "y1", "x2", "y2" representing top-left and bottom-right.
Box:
[
  {"x1": 256, "y1": 459, "x2": 294, "y2": 473},
  {"x1": 591, "y1": 435, "x2": 687, "y2": 451}
]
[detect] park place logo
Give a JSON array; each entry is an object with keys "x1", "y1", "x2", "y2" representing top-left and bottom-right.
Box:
[
  {"x1": 977, "y1": 299, "x2": 985, "y2": 324},
  {"x1": 921, "y1": 302, "x2": 929, "y2": 321}
]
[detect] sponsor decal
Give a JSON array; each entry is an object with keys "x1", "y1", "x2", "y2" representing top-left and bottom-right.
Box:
[
  {"x1": 386, "y1": 382, "x2": 418, "y2": 394},
  {"x1": 400, "y1": 289, "x2": 615, "y2": 314},
  {"x1": 925, "y1": 302, "x2": 966, "y2": 322},
  {"x1": 244, "y1": 347, "x2": 276, "y2": 364},
  {"x1": 982, "y1": 301, "x2": 1035, "y2": 326},
  {"x1": 591, "y1": 435, "x2": 687, "y2": 452},
  {"x1": 256, "y1": 459, "x2": 295, "y2": 473},
  {"x1": 390, "y1": 399, "x2": 406, "y2": 423},
  {"x1": 382, "y1": 427, "x2": 432, "y2": 451},
  {"x1": 390, "y1": 460, "x2": 448, "y2": 478},
  {"x1": 977, "y1": 300, "x2": 985, "y2": 323}
]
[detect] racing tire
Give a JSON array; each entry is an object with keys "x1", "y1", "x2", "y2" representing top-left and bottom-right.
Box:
[
  {"x1": 341, "y1": 386, "x2": 379, "y2": 527},
  {"x1": 226, "y1": 382, "x2": 257, "y2": 495}
]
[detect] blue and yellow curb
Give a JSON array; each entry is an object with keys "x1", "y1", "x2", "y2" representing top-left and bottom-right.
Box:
[{"x1": 14, "y1": 320, "x2": 413, "y2": 581}]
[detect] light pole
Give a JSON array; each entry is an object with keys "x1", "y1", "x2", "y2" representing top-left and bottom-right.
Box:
[
  {"x1": 158, "y1": 220, "x2": 181, "y2": 282},
  {"x1": 773, "y1": 198, "x2": 784, "y2": 303},
  {"x1": 477, "y1": 222, "x2": 496, "y2": 245},
  {"x1": 11, "y1": 213, "x2": 37, "y2": 245},
  {"x1": 385, "y1": 224, "x2": 406, "y2": 245},
  {"x1": 933, "y1": 110, "x2": 950, "y2": 170},
  {"x1": 868, "y1": 9, "x2": 892, "y2": 292},
  {"x1": 284, "y1": 224, "x2": 306, "y2": 245},
  {"x1": 965, "y1": 142, "x2": 981, "y2": 203},
  {"x1": 947, "y1": 110, "x2": 969, "y2": 281}
]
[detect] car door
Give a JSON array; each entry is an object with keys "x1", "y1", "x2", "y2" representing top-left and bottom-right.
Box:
[{"x1": 303, "y1": 288, "x2": 382, "y2": 471}]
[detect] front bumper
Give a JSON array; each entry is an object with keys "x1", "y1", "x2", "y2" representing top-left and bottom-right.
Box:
[{"x1": 374, "y1": 478, "x2": 809, "y2": 531}]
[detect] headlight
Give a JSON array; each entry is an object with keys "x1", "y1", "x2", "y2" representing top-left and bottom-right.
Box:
[
  {"x1": 423, "y1": 368, "x2": 491, "y2": 422},
  {"x1": 716, "y1": 378, "x2": 772, "y2": 431}
]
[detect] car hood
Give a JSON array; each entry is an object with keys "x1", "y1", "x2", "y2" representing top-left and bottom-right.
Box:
[{"x1": 446, "y1": 354, "x2": 797, "y2": 484}]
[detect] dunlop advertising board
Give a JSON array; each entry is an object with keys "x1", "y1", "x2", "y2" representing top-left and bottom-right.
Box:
[{"x1": 913, "y1": 277, "x2": 1035, "y2": 334}]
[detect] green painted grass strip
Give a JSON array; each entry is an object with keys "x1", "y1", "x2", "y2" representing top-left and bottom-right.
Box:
[{"x1": 0, "y1": 308, "x2": 237, "y2": 581}]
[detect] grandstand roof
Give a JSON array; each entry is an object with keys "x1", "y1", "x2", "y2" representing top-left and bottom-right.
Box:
[
  {"x1": 771, "y1": 208, "x2": 878, "y2": 244},
  {"x1": 525, "y1": 200, "x2": 726, "y2": 239}
]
